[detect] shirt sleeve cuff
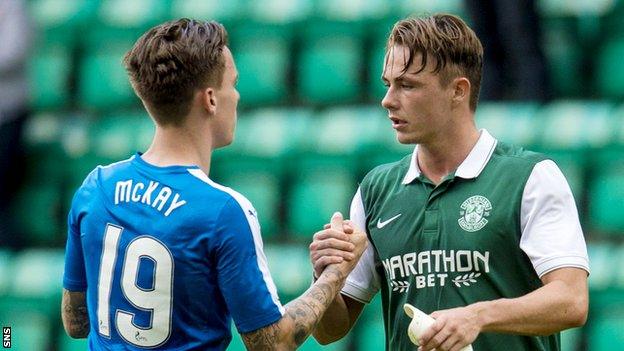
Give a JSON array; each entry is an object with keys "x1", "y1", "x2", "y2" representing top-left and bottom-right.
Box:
[
  {"x1": 341, "y1": 280, "x2": 376, "y2": 304},
  {"x1": 533, "y1": 255, "x2": 590, "y2": 278},
  {"x1": 63, "y1": 278, "x2": 87, "y2": 292}
]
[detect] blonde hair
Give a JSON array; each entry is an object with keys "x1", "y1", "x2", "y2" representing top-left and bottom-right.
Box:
[{"x1": 387, "y1": 14, "x2": 483, "y2": 111}]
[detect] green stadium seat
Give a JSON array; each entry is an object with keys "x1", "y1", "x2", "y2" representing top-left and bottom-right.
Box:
[
  {"x1": 89, "y1": 112, "x2": 153, "y2": 162},
  {"x1": 0, "y1": 250, "x2": 13, "y2": 296},
  {"x1": 398, "y1": 0, "x2": 467, "y2": 18},
  {"x1": 297, "y1": 20, "x2": 364, "y2": 105},
  {"x1": 84, "y1": 0, "x2": 171, "y2": 49},
  {"x1": 296, "y1": 107, "x2": 378, "y2": 173},
  {"x1": 10, "y1": 249, "x2": 65, "y2": 301},
  {"x1": 560, "y1": 327, "x2": 583, "y2": 351},
  {"x1": 29, "y1": 47, "x2": 72, "y2": 110},
  {"x1": 57, "y1": 329, "x2": 88, "y2": 351},
  {"x1": 475, "y1": 102, "x2": 540, "y2": 147},
  {"x1": 264, "y1": 244, "x2": 312, "y2": 302},
  {"x1": 220, "y1": 172, "x2": 281, "y2": 239},
  {"x1": 22, "y1": 113, "x2": 67, "y2": 180},
  {"x1": 536, "y1": 101, "x2": 615, "y2": 150},
  {"x1": 587, "y1": 243, "x2": 617, "y2": 291},
  {"x1": 587, "y1": 306, "x2": 624, "y2": 351},
  {"x1": 315, "y1": 0, "x2": 393, "y2": 21},
  {"x1": 29, "y1": 0, "x2": 98, "y2": 47},
  {"x1": 77, "y1": 49, "x2": 139, "y2": 111},
  {"x1": 0, "y1": 250, "x2": 64, "y2": 347},
  {"x1": 212, "y1": 108, "x2": 312, "y2": 180},
  {"x1": 354, "y1": 294, "x2": 385, "y2": 351},
  {"x1": 588, "y1": 149, "x2": 624, "y2": 235},
  {"x1": 232, "y1": 23, "x2": 291, "y2": 107},
  {"x1": 286, "y1": 170, "x2": 355, "y2": 241},
  {"x1": 602, "y1": 0, "x2": 624, "y2": 39},
  {"x1": 12, "y1": 183, "x2": 63, "y2": 246},
  {"x1": 249, "y1": 0, "x2": 314, "y2": 23},
  {"x1": 595, "y1": 39, "x2": 624, "y2": 99},
  {"x1": 170, "y1": 0, "x2": 248, "y2": 23},
  {"x1": 541, "y1": 20, "x2": 584, "y2": 98},
  {"x1": 0, "y1": 312, "x2": 50, "y2": 351}
]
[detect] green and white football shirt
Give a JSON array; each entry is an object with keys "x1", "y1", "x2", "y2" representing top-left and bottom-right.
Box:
[{"x1": 342, "y1": 130, "x2": 589, "y2": 351}]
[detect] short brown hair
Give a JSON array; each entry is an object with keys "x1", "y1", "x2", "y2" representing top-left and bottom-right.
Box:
[
  {"x1": 387, "y1": 14, "x2": 483, "y2": 111},
  {"x1": 124, "y1": 18, "x2": 229, "y2": 125}
]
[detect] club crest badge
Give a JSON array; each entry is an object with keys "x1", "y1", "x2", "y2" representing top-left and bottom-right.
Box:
[{"x1": 458, "y1": 195, "x2": 492, "y2": 232}]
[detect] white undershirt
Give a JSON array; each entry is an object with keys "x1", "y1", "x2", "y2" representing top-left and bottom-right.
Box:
[{"x1": 341, "y1": 160, "x2": 590, "y2": 304}]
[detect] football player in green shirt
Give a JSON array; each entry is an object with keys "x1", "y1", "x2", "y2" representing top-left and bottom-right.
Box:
[{"x1": 310, "y1": 13, "x2": 589, "y2": 351}]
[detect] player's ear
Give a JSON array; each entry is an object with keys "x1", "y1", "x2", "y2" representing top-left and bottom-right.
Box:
[
  {"x1": 200, "y1": 87, "x2": 217, "y2": 115},
  {"x1": 451, "y1": 77, "x2": 470, "y2": 106}
]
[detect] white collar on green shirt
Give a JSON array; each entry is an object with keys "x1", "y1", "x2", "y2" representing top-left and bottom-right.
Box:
[{"x1": 401, "y1": 129, "x2": 498, "y2": 185}]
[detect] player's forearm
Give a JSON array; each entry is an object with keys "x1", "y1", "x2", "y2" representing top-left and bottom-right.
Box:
[
  {"x1": 242, "y1": 266, "x2": 347, "y2": 350},
  {"x1": 312, "y1": 293, "x2": 351, "y2": 344},
  {"x1": 472, "y1": 280, "x2": 588, "y2": 336},
  {"x1": 61, "y1": 289, "x2": 90, "y2": 338}
]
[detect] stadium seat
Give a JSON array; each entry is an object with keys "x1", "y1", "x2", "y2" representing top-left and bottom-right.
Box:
[
  {"x1": 22, "y1": 113, "x2": 67, "y2": 180},
  {"x1": 315, "y1": 0, "x2": 393, "y2": 21},
  {"x1": 29, "y1": 0, "x2": 98, "y2": 47},
  {"x1": 297, "y1": 20, "x2": 365, "y2": 105},
  {"x1": 475, "y1": 102, "x2": 540, "y2": 147},
  {"x1": 212, "y1": 108, "x2": 312, "y2": 179},
  {"x1": 296, "y1": 106, "x2": 379, "y2": 174},
  {"x1": 398, "y1": 0, "x2": 467, "y2": 18},
  {"x1": 84, "y1": 0, "x2": 171, "y2": 49},
  {"x1": 57, "y1": 329, "x2": 88, "y2": 351},
  {"x1": 170, "y1": 0, "x2": 248, "y2": 24},
  {"x1": 77, "y1": 49, "x2": 139, "y2": 111},
  {"x1": 220, "y1": 171, "x2": 281, "y2": 240},
  {"x1": 12, "y1": 183, "x2": 63, "y2": 246},
  {"x1": 595, "y1": 39, "x2": 624, "y2": 99},
  {"x1": 231, "y1": 23, "x2": 291, "y2": 107},
  {"x1": 29, "y1": 47, "x2": 72, "y2": 111},
  {"x1": 286, "y1": 170, "x2": 355, "y2": 241},
  {"x1": 536, "y1": 101, "x2": 615, "y2": 150},
  {"x1": 264, "y1": 244, "x2": 312, "y2": 302},
  {"x1": 10, "y1": 249, "x2": 65, "y2": 301},
  {"x1": 354, "y1": 295, "x2": 385, "y2": 351},
  {"x1": 587, "y1": 306, "x2": 624, "y2": 350},
  {"x1": 89, "y1": 112, "x2": 153, "y2": 162},
  {"x1": 560, "y1": 327, "x2": 583, "y2": 351},
  {"x1": 248, "y1": 0, "x2": 313, "y2": 23},
  {"x1": 0, "y1": 312, "x2": 50, "y2": 351},
  {"x1": 588, "y1": 149, "x2": 624, "y2": 235}
]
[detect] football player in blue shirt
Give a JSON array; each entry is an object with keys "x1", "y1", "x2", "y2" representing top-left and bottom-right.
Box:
[{"x1": 61, "y1": 18, "x2": 367, "y2": 350}]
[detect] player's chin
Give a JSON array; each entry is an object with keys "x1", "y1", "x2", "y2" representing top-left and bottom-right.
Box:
[{"x1": 395, "y1": 132, "x2": 418, "y2": 145}]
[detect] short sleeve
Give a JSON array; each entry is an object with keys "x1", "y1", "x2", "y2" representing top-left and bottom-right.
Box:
[
  {"x1": 63, "y1": 206, "x2": 87, "y2": 291},
  {"x1": 341, "y1": 188, "x2": 380, "y2": 303},
  {"x1": 520, "y1": 160, "x2": 590, "y2": 278},
  {"x1": 214, "y1": 198, "x2": 284, "y2": 333}
]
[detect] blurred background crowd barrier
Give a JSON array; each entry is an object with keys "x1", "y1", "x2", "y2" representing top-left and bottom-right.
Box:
[{"x1": 0, "y1": 0, "x2": 623, "y2": 350}]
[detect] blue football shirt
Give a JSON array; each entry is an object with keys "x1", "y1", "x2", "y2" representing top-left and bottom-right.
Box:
[{"x1": 63, "y1": 154, "x2": 284, "y2": 350}]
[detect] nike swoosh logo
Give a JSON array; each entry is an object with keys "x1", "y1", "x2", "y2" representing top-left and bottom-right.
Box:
[{"x1": 376, "y1": 214, "x2": 402, "y2": 229}]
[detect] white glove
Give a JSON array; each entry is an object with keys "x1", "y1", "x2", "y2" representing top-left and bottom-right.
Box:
[{"x1": 403, "y1": 303, "x2": 474, "y2": 351}]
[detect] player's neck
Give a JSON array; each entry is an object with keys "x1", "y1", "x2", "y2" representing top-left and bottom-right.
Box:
[
  {"x1": 142, "y1": 124, "x2": 213, "y2": 176},
  {"x1": 417, "y1": 122, "x2": 479, "y2": 185}
]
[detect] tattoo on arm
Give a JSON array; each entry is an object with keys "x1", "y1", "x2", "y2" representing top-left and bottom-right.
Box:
[
  {"x1": 242, "y1": 266, "x2": 345, "y2": 350},
  {"x1": 62, "y1": 290, "x2": 90, "y2": 338}
]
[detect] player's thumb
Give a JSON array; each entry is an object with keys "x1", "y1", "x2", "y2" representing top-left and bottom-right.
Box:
[{"x1": 330, "y1": 211, "x2": 343, "y2": 231}]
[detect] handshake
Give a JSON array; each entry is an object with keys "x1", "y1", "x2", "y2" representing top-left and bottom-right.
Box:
[{"x1": 309, "y1": 212, "x2": 368, "y2": 280}]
